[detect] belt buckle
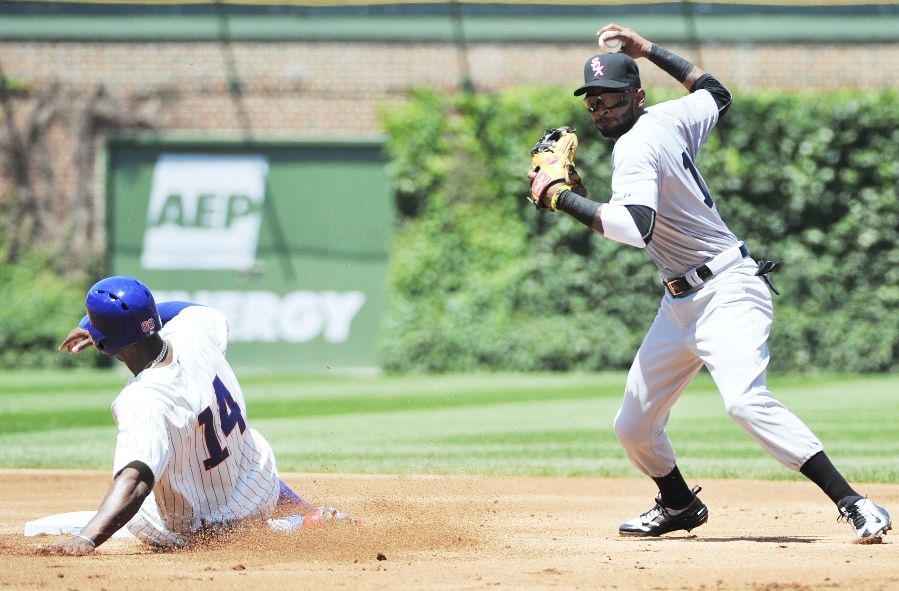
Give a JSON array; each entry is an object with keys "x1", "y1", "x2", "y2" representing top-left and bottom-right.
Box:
[{"x1": 665, "y1": 277, "x2": 688, "y2": 297}]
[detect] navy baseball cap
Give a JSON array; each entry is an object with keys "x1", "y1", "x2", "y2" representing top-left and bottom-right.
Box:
[{"x1": 573, "y1": 53, "x2": 642, "y2": 96}]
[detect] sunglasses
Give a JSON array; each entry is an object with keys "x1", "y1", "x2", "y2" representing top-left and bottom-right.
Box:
[{"x1": 584, "y1": 90, "x2": 633, "y2": 112}]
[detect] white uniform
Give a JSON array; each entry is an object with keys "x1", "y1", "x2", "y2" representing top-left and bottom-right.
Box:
[
  {"x1": 111, "y1": 306, "x2": 280, "y2": 547},
  {"x1": 610, "y1": 90, "x2": 823, "y2": 477}
]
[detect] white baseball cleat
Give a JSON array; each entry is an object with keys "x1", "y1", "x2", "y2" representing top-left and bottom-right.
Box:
[{"x1": 837, "y1": 496, "x2": 891, "y2": 540}]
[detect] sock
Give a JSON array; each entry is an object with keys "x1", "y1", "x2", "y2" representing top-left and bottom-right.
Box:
[
  {"x1": 799, "y1": 451, "x2": 859, "y2": 504},
  {"x1": 652, "y1": 466, "x2": 694, "y2": 510}
]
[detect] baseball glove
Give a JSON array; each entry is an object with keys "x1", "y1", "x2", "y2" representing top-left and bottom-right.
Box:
[{"x1": 528, "y1": 126, "x2": 585, "y2": 210}]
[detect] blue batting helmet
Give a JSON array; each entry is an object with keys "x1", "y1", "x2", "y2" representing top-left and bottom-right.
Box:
[{"x1": 85, "y1": 276, "x2": 162, "y2": 356}]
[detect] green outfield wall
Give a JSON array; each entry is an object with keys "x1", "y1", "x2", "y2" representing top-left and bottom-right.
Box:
[{"x1": 105, "y1": 137, "x2": 393, "y2": 371}]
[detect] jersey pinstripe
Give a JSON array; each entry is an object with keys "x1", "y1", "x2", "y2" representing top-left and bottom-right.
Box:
[
  {"x1": 610, "y1": 89, "x2": 738, "y2": 277},
  {"x1": 111, "y1": 306, "x2": 279, "y2": 544}
]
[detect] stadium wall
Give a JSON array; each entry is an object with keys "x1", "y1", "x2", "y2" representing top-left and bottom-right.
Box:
[{"x1": 2, "y1": 37, "x2": 897, "y2": 205}]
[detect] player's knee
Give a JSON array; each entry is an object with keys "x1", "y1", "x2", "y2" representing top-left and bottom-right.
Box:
[
  {"x1": 723, "y1": 397, "x2": 753, "y2": 424},
  {"x1": 613, "y1": 413, "x2": 641, "y2": 448}
]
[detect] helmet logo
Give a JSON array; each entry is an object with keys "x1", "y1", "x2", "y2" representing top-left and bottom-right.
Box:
[{"x1": 141, "y1": 318, "x2": 156, "y2": 334}]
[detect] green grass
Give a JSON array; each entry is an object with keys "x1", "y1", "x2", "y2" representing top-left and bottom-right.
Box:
[{"x1": 1, "y1": 370, "x2": 896, "y2": 483}]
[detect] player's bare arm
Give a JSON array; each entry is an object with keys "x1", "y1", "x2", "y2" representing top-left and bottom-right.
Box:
[
  {"x1": 34, "y1": 462, "x2": 153, "y2": 556},
  {"x1": 58, "y1": 327, "x2": 94, "y2": 354}
]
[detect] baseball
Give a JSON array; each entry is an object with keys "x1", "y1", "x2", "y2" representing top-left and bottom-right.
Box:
[{"x1": 598, "y1": 31, "x2": 622, "y2": 53}]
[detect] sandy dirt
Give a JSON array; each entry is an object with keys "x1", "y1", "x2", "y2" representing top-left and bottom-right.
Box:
[{"x1": 1, "y1": 470, "x2": 897, "y2": 590}]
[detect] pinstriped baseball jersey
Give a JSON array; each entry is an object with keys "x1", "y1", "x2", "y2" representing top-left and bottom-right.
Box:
[
  {"x1": 111, "y1": 306, "x2": 279, "y2": 542},
  {"x1": 609, "y1": 89, "x2": 738, "y2": 278}
]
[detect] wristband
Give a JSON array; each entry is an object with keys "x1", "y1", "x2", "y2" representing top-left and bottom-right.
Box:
[
  {"x1": 74, "y1": 533, "x2": 96, "y2": 548},
  {"x1": 549, "y1": 185, "x2": 572, "y2": 211}
]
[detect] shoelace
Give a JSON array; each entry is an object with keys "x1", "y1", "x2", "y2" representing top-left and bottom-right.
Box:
[
  {"x1": 642, "y1": 498, "x2": 671, "y2": 523},
  {"x1": 838, "y1": 504, "x2": 865, "y2": 529},
  {"x1": 641, "y1": 486, "x2": 702, "y2": 523}
]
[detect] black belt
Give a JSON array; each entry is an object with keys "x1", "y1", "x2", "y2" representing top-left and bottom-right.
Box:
[{"x1": 664, "y1": 243, "x2": 749, "y2": 298}]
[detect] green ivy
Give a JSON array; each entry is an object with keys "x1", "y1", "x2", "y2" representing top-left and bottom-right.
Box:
[
  {"x1": 380, "y1": 88, "x2": 899, "y2": 373},
  {"x1": 0, "y1": 251, "x2": 95, "y2": 369}
]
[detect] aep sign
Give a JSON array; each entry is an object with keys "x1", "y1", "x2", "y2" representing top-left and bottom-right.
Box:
[
  {"x1": 141, "y1": 154, "x2": 267, "y2": 270},
  {"x1": 106, "y1": 142, "x2": 394, "y2": 371}
]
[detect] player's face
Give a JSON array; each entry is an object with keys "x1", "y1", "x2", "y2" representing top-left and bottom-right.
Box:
[{"x1": 584, "y1": 88, "x2": 644, "y2": 139}]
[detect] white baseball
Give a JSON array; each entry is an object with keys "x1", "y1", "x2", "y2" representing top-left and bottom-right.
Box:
[{"x1": 598, "y1": 31, "x2": 622, "y2": 53}]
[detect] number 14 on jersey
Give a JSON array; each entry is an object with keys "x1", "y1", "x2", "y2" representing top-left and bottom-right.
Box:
[{"x1": 198, "y1": 376, "x2": 247, "y2": 470}]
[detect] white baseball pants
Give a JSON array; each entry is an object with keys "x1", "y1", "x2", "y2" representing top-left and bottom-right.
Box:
[
  {"x1": 613, "y1": 259, "x2": 824, "y2": 477},
  {"x1": 125, "y1": 492, "x2": 193, "y2": 547},
  {"x1": 126, "y1": 488, "x2": 277, "y2": 548}
]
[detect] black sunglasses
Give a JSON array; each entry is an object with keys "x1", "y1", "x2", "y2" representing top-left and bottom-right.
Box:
[{"x1": 584, "y1": 90, "x2": 634, "y2": 112}]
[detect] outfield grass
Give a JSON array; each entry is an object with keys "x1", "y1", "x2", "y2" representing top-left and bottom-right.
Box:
[{"x1": 1, "y1": 370, "x2": 896, "y2": 483}]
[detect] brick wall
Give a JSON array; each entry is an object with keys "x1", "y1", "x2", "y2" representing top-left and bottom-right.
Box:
[{"x1": 5, "y1": 40, "x2": 898, "y2": 137}]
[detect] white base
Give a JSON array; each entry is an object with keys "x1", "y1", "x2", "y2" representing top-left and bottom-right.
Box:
[{"x1": 24, "y1": 511, "x2": 135, "y2": 538}]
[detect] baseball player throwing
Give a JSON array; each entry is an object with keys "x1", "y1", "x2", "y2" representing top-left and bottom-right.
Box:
[
  {"x1": 528, "y1": 24, "x2": 891, "y2": 540},
  {"x1": 35, "y1": 276, "x2": 355, "y2": 555}
]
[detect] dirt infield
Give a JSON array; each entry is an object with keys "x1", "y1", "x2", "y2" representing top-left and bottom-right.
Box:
[{"x1": 1, "y1": 470, "x2": 897, "y2": 590}]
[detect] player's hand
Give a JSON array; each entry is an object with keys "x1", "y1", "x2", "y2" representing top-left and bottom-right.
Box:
[
  {"x1": 59, "y1": 328, "x2": 94, "y2": 354},
  {"x1": 34, "y1": 536, "x2": 96, "y2": 556},
  {"x1": 596, "y1": 24, "x2": 653, "y2": 59},
  {"x1": 526, "y1": 169, "x2": 564, "y2": 209}
]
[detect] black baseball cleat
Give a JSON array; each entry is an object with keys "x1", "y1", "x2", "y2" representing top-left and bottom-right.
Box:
[
  {"x1": 837, "y1": 495, "x2": 892, "y2": 540},
  {"x1": 619, "y1": 485, "x2": 708, "y2": 537}
]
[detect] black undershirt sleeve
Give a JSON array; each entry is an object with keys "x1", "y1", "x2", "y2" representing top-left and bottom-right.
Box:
[
  {"x1": 115, "y1": 460, "x2": 156, "y2": 489},
  {"x1": 625, "y1": 204, "x2": 656, "y2": 243},
  {"x1": 690, "y1": 73, "x2": 733, "y2": 118}
]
